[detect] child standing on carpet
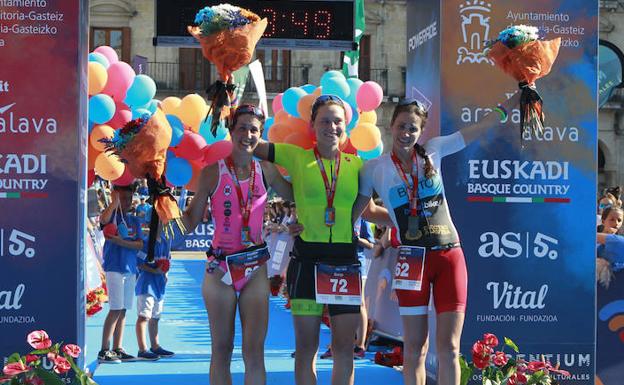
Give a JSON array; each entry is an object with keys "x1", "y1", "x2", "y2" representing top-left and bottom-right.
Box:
[
  {"x1": 98, "y1": 183, "x2": 144, "y2": 364},
  {"x1": 134, "y1": 224, "x2": 176, "y2": 360}
]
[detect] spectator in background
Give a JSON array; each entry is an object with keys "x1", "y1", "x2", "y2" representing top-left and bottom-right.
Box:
[
  {"x1": 138, "y1": 179, "x2": 149, "y2": 197},
  {"x1": 597, "y1": 206, "x2": 624, "y2": 288},
  {"x1": 135, "y1": 197, "x2": 152, "y2": 223}
]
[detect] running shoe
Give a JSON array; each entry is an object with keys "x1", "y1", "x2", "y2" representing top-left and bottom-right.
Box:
[
  {"x1": 353, "y1": 346, "x2": 366, "y2": 360},
  {"x1": 113, "y1": 348, "x2": 136, "y2": 362},
  {"x1": 97, "y1": 350, "x2": 121, "y2": 364},
  {"x1": 151, "y1": 346, "x2": 175, "y2": 358},
  {"x1": 137, "y1": 350, "x2": 160, "y2": 361},
  {"x1": 320, "y1": 347, "x2": 333, "y2": 359}
]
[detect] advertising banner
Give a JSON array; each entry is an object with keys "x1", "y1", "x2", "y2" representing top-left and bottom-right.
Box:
[
  {"x1": 171, "y1": 222, "x2": 214, "y2": 252},
  {"x1": 596, "y1": 272, "x2": 624, "y2": 385},
  {"x1": 406, "y1": 1, "x2": 597, "y2": 383},
  {"x1": 0, "y1": 0, "x2": 89, "y2": 367}
]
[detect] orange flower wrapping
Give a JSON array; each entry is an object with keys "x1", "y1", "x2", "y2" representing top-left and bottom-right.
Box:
[
  {"x1": 187, "y1": 19, "x2": 268, "y2": 83},
  {"x1": 121, "y1": 109, "x2": 171, "y2": 180},
  {"x1": 487, "y1": 38, "x2": 561, "y2": 85},
  {"x1": 120, "y1": 110, "x2": 180, "y2": 227}
]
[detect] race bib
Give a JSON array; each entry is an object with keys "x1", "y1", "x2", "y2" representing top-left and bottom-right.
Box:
[
  {"x1": 315, "y1": 263, "x2": 362, "y2": 305},
  {"x1": 392, "y1": 246, "x2": 426, "y2": 291},
  {"x1": 223, "y1": 246, "x2": 270, "y2": 287}
]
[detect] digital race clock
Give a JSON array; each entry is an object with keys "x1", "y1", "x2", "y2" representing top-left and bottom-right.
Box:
[{"x1": 154, "y1": 0, "x2": 356, "y2": 50}]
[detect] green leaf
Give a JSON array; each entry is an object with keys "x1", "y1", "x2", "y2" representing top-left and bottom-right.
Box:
[
  {"x1": 459, "y1": 356, "x2": 473, "y2": 385},
  {"x1": 504, "y1": 337, "x2": 519, "y2": 353},
  {"x1": 33, "y1": 368, "x2": 65, "y2": 385},
  {"x1": 29, "y1": 349, "x2": 50, "y2": 355},
  {"x1": 6, "y1": 353, "x2": 21, "y2": 364}
]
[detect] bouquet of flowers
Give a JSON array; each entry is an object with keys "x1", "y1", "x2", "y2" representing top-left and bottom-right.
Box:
[
  {"x1": 485, "y1": 25, "x2": 561, "y2": 141},
  {"x1": 86, "y1": 286, "x2": 108, "y2": 317},
  {"x1": 188, "y1": 4, "x2": 267, "y2": 134},
  {"x1": 155, "y1": 259, "x2": 171, "y2": 274},
  {"x1": 460, "y1": 333, "x2": 570, "y2": 385},
  {"x1": 101, "y1": 110, "x2": 185, "y2": 260},
  {"x1": 1, "y1": 330, "x2": 96, "y2": 385}
]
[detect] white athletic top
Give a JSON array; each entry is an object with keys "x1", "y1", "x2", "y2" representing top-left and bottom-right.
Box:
[{"x1": 359, "y1": 132, "x2": 466, "y2": 247}]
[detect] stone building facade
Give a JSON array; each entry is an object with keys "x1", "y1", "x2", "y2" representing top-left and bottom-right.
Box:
[{"x1": 90, "y1": 1, "x2": 617, "y2": 189}]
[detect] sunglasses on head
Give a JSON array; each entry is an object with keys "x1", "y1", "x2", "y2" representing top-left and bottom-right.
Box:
[
  {"x1": 311, "y1": 94, "x2": 345, "y2": 115},
  {"x1": 398, "y1": 98, "x2": 427, "y2": 112},
  {"x1": 233, "y1": 104, "x2": 265, "y2": 121}
]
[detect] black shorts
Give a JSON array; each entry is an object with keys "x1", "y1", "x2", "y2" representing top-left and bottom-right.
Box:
[{"x1": 286, "y1": 237, "x2": 360, "y2": 317}]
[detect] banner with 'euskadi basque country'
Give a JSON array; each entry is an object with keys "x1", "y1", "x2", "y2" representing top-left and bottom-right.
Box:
[
  {"x1": 0, "y1": 0, "x2": 89, "y2": 369},
  {"x1": 406, "y1": 0, "x2": 597, "y2": 383}
]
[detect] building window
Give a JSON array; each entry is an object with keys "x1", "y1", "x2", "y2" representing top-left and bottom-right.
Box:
[
  {"x1": 256, "y1": 49, "x2": 291, "y2": 93},
  {"x1": 90, "y1": 27, "x2": 131, "y2": 62}
]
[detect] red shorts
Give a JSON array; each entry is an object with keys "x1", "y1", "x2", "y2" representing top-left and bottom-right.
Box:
[{"x1": 395, "y1": 247, "x2": 467, "y2": 315}]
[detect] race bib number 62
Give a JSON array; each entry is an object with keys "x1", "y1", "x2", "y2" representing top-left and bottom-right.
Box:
[{"x1": 392, "y1": 246, "x2": 426, "y2": 291}]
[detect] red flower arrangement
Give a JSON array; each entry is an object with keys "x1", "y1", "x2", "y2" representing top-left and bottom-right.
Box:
[
  {"x1": 1, "y1": 330, "x2": 96, "y2": 385},
  {"x1": 86, "y1": 286, "x2": 108, "y2": 317},
  {"x1": 155, "y1": 259, "x2": 170, "y2": 274},
  {"x1": 460, "y1": 333, "x2": 570, "y2": 385}
]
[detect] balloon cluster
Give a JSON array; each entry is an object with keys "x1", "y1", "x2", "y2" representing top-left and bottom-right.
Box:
[
  {"x1": 265, "y1": 70, "x2": 384, "y2": 160},
  {"x1": 87, "y1": 46, "x2": 232, "y2": 191}
]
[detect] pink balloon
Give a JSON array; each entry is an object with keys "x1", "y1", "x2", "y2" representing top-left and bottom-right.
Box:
[
  {"x1": 176, "y1": 131, "x2": 207, "y2": 161},
  {"x1": 112, "y1": 166, "x2": 135, "y2": 186},
  {"x1": 344, "y1": 102, "x2": 353, "y2": 124},
  {"x1": 102, "y1": 62, "x2": 136, "y2": 103},
  {"x1": 93, "y1": 46, "x2": 119, "y2": 64},
  {"x1": 272, "y1": 93, "x2": 284, "y2": 115},
  {"x1": 203, "y1": 140, "x2": 233, "y2": 166},
  {"x1": 108, "y1": 102, "x2": 132, "y2": 129},
  {"x1": 356, "y1": 81, "x2": 384, "y2": 112}
]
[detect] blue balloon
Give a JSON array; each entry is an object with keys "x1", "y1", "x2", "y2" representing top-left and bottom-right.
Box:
[
  {"x1": 321, "y1": 76, "x2": 350, "y2": 100},
  {"x1": 346, "y1": 78, "x2": 363, "y2": 107},
  {"x1": 166, "y1": 156, "x2": 193, "y2": 186},
  {"x1": 199, "y1": 116, "x2": 228, "y2": 144},
  {"x1": 88, "y1": 94, "x2": 116, "y2": 124},
  {"x1": 124, "y1": 75, "x2": 157, "y2": 108},
  {"x1": 88, "y1": 121, "x2": 95, "y2": 134},
  {"x1": 131, "y1": 108, "x2": 151, "y2": 119},
  {"x1": 88, "y1": 52, "x2": 109, "y2": 68},
  {"x1": 347, "y1": 109, "x2": 359, "y2": 132},
  {"x1": 301, "y1": 84, "x2": 317, "y2": 94},
  {"x1": 282, "y1": 87, "x2": 307, "y2": 117},
  {"x1": 262, "y1": 117, "x2": 274, "y2": 140},
  {"x1": 166, "y1": 115, "x2": 185, "y2": 147},
  {"x1": 358, "y1": 142, "x2": 384, "y2": 160},
  {"x1": 144, "y1": 99, "x2": 160, "y2": 114},
  {"x1": 320, "y1": 70, "x2": 345, "y2": 86}
]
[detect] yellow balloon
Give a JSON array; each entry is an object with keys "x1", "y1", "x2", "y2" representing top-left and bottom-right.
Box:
[
  {"x1": 359, "y1": 110, "x2": 377, "y2": 125},
  {"x1": 160, "y1": 96, "x2": 182, "y2": 115},
  {"x1": 177, "y1": 94, "x2": 208, "y2": 132},
  {"x1": 88, "y1": 62, "x2": 108, "y2": 96},
  {"x1": 94, "y1": 152, "x2": 125, "y2": 181},
  {"x1": 89, "y1": 124, "x2": 115, "y2": 152},
  {"x1": 349, "y1": 123, "x2": 381, "y2": 152}
]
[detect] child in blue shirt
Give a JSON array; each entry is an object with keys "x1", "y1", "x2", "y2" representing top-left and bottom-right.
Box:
[
  {"x1": 134, "y1": 225, "x2": 175, "y2": 360},
  {"x1": 597, "y1": 206, "x2": 624, "y2": 288},
  {"x1": 98, "y1": 183, "x2": 144, "y2": 363}
]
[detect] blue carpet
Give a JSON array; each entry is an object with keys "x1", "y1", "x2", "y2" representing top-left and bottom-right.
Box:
[{"x1": 86, "y1": 259, "x2": 402, "y2": 384}]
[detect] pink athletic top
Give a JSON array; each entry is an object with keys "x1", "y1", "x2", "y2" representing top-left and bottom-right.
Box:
[{"x1": 210, "y1": 159, "x2": 268, "y2": 254}]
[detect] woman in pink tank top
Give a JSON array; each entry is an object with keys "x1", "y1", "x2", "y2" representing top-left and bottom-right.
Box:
[{"x1": 183, "y1": 105, "x2": 293, "y2": 385}]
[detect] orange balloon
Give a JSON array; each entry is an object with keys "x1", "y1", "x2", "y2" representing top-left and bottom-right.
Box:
[
  {"x1": 284, "y1": 131, "x2": 314, "y2": 149},
  {"x1": 286, "y1": 116, "x2": 309, "y2": 135},
  {"x1": 94, "y1": 152, "x2": 125, "y2": 181},
  {"x1": 296, "y1": 94, "x2": 316, "y2": 122},
  {"x1": 267, "y1": 123, "x2": 290, "y2": 143},
  {"x1": 88, "y1": 141, "x2": 101, "y2": 170},
  {"x1": 274, "y1": 109, "x2": 290, "y2": 123},
  {"x1": 177, "y1": 94, "x2": 208, "y2": 132},
  {"x1": 359, "y1": 110, "x2": 377, "y2": 125},
  {"x1": 161, "y1": 96, "x2": 182, "y2": 115},
  {"x1": 89, "y1": 124, "x2": 115, "y2": 152},
  {"x1": 349, "y1": 123, "x2": 381, "y2": 152},
  {"x1": 88, "y1": 62, "x2": 108, "y2": 96},
  {"x1": 313, "y1": 87, "x2": 322, "y2": 97}
]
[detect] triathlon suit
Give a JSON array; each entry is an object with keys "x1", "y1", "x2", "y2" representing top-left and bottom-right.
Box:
[
  {"x1": 359, "y1": 132, "x2": 468, "y2": 315},
  {"x1": 268, "y1": 143, "x2": 363, "y2": 316},
  {"x1": 207, "y1": 159, "x2": 269, "y2": 292}
]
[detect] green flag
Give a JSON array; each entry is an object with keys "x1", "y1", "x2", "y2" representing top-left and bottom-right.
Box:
[{"x1": 342, "y1": 0, "x2": 365, "y2": 78}]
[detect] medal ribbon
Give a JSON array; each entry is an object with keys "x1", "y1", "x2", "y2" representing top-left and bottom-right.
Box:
[
  {"x1": 313, "y1": 147, "x2": 341, "y2": 211},
  {"x1": 225, "y1": 157, "x2": 256, "y2": 238},
  {"x1": 391, "y1": 151, "x2": 419, "y2": 216}
]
